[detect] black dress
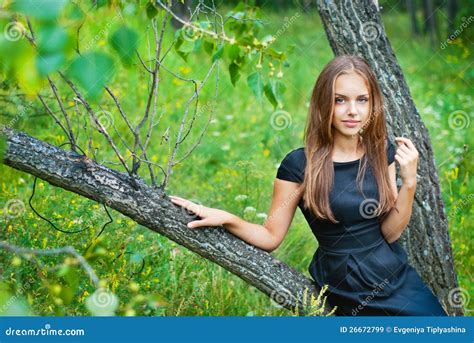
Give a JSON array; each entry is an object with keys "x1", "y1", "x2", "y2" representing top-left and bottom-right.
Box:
[{"x1": 276, "y1": 139, "x2": 448, "y2": 316}]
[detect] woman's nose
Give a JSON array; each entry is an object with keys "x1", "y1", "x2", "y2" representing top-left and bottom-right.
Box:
[{"x1": 348, "y1": 100, "x2": 358, "y2": 116}]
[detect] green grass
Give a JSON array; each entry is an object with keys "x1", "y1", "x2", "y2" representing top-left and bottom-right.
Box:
[{"x1": 0, "y1": 6, "x2": 472, "y2": 316}]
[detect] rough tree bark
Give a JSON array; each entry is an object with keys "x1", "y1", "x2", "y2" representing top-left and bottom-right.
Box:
[
  {"x1": 316, "y1": 0, "x2": 463, "y2": 316},
  {"x1": 2, "y1": 127, "x2": 332, "y2": 316}
]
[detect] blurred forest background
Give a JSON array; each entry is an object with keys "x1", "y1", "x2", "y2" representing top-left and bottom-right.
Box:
[{"x1": 0, "y1": 0, "x2": 472, "y2": 316}]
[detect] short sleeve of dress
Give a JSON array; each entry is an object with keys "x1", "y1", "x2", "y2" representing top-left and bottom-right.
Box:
[
  {"x1": 387, "y1": 139, "x2": 397, "y2": 165},
  {"x1": 276, "y1": 148, "x2": 305, "y2": 183}
]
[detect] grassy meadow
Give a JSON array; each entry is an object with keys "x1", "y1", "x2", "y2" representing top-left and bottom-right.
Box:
[{"x1": 0, "y1": 4, "x2": 472, "y2": 316}]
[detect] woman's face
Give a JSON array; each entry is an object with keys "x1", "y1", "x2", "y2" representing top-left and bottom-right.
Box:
[{"x1": 331, "y1": 71, "x2": 371, "y2": 138}]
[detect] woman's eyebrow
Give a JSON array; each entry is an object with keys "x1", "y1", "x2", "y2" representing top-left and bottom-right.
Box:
[{"x1": 335, "y1": 93, "x2": 369, "y2": 97}]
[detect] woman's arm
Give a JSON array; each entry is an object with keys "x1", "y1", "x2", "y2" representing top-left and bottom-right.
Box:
[
  {"x1": 380, "y1": 137, "x2": 419, "y2": 243},
  {"x1": 169, "y1": 179, "x2": 304, "y2": 253}
]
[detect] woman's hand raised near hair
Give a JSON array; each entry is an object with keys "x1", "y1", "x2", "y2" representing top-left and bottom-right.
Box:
[
  {"x1": 394, "y1": 137, "x2": 419, "y2": 187},
  {"x1": 169, "y1": 195, "x2": 231, "y2": 229}
]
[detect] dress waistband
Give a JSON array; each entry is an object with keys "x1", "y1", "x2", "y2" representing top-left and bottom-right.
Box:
[{"x1": 315, "y1": 220, "x2": 385, "y2": 253}]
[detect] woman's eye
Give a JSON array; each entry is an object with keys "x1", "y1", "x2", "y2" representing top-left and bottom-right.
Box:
[
  {"x1": 358, "y1": 98, "x2": 368, "y2": 103},
  {"x1": 335, "y1": 98, "x2": 344, "y2": 103}
]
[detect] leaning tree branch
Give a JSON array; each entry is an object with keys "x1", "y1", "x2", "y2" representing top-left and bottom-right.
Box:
[{"x1": 2, "y1": 127, "x2": 334, "y2": 316}]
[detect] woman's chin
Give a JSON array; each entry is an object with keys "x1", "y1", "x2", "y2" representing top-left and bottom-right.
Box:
[{"x1": 335, "y1": 127, "x2": 360, "y2": 137}]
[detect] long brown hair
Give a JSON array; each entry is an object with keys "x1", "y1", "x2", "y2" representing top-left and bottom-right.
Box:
[{"x1": 302, "y1": 55, "x2": 395, "y2": 223}]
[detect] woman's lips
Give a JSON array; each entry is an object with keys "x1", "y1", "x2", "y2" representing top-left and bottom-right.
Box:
[{"x1": 342, "y1": 120, "x2": 360, "y2": 128}]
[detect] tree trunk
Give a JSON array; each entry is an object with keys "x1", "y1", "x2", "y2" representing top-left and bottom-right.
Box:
[
  {"x1": 316, "y1": 0, "x2": 463, "y2": 316},
  {"x1": 170, "y1": 0, "x2": 192, "y2": 29},
  {"x1": 447, "y1": 0, "x2": 458, "y2": 33},
  {"x1": 422, "y1": 0, "x2": 439, "y2": 46},
  {"x1": 407, "y1": 0, "x2": 420, "y2": 36},
  {"x1": 1, "y1": 127, "x2": 332, "y2": 316}
]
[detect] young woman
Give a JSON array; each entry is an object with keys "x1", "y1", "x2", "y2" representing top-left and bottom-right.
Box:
[{"x1": 169, "y1": 55, "x2": 448, "y2": 316}]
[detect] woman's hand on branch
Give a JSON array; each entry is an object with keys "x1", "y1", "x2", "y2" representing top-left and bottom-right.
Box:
[{"x1": 169, "y1": 195, "x2": 231, "y2": 229}]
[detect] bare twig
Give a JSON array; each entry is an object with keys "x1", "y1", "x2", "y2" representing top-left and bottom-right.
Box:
[
  {"x1": 104, "y1": 86, "x2": 134, "y2": 133},
  {"x1": 47, "y1": 77, "x2": 77, "y2": 151},
  {"x1": 59, "y1": 72, "x2": 132, "y2": 176},
  {"x1": 0, "y1": 240, "x2": 100, "y2": 287},
  {"x1": 136, "y1": 51, "x2": 154, "y2": 74},
  {"x1": 162, "y1": 59, "x2": 218, "y2": 189},
  {"x1": 142, "y1": 11, "x2": 169, "y2": 155},
  {"x1": 175, "y1": 65, "x2": 220, "y2": 165},
  {"x1": 37, "y1": 95, "x2": 70, "y2": 140},
  {"x1": 156, "y1": 0, "x2": 234, "y2": 44}
]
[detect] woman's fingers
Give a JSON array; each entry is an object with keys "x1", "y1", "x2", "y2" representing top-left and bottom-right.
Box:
[
  {"x1": 169, "y1": 195, "x2": 192, "y2": 206},
  {"x1": 395, "y1": 137, "x2": 417, "y2": 153},
  {"x1": 187, "y1": 219, "x2": 207, "y2": 229},
  {"x1": 398, "y1": 144, "x2": 411, "y2": 154},
  {"x1": 169, "y1": 195, "x2": 187, "y2": 202},
  {"x1": 395, "y1": 142, "x2": 418, "y2": 163},
  {"x1": 396, "y1": 148, "x2": 409, "y2": 160},
  {"x1": 169, "y1": 197, "x2": 227, "y2": 229},
  {"x1": 169, "y1": 195, "x2": 205, "y2": 223},
  {"x1": 169, "y1": 195, "x2": 195, "y2": 212}
]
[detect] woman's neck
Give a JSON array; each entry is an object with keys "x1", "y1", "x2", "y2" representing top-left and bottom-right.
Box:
[{"x1": 332, "y1": 134, "x2": 365, "y2": 162}]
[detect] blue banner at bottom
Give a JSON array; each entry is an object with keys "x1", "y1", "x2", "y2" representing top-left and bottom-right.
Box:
[{"x1": 0, "y1": 316, "x2": 472, "y2": 343}]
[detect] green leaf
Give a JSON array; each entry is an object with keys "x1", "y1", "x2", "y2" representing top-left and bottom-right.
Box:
[
  {"x1": 212, "y1": 45, "x2": 223, "y2": 62},
  {"x1": 175, "y1": 50, "x2": 188, "y2": 62},
  {"x1": 59, "y1": 287, "x2": 74, "y2": 305},
  {"x1": 203, "y1": 40, "x2": 215, "y2": 56},
  {"x1": 181, "y1": 25, "x2": 200, "y2": 42},
  {"x1": 109, "y1": 26, "x2": 139, "y2": 66},
  {"x1": 174, "y1": 29, "x2": 195, "y2": 54},
  {"x1": 229, "y1": 62, "x2": 240, "y2": 86},
  {"x1": 146, "y1": 2, "x2": 158, "y2": 19},
  {"x1": 174, "y1": 31, "x2": 183, "y2": 50},
  {"x1": 227, "y1": 44, "x2": 242, "y2": 63},
  {"x1": 193, "y1": 38, "x2": 202, "y2": 53},
  {"x1": 67, "y1": 52, "x2": 114, "y2": 99},
  {"x1": 95, "y1": 0, "x2": 108, "y2": 9},
  {"x1": 274, "y1": 79, "x2": 286, "y2": 102},
  {"x1": 264, "y1": 82, "x2": 278, "y2": 109},
  {"x1": 0, "y1": 34, "x2": 27, "y2": 79},
  {"x1": 264, "y1": 79, "x2": 286, "y2": 109},
  {"x1": 266, "y1": 47, "x2": 284, "y2": 60},
  {"x1": 11, "y1": 0, "x2": 68, "y2": 20},
  {"x1": 57, "y1": 265, "x2": 79, "y2": 290},
  {"x1": 68, "y1": 2, "x2": 85, "y2": 20},
  {"x1": 37, "y1": 26, "x2": 68, "y2": 54},
  {"x1": 247, "y1": 72, "x2": 263, "y2": 101},
  {"x1": 37, "y1": 53, "x2": 65, "y2": 76}
]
